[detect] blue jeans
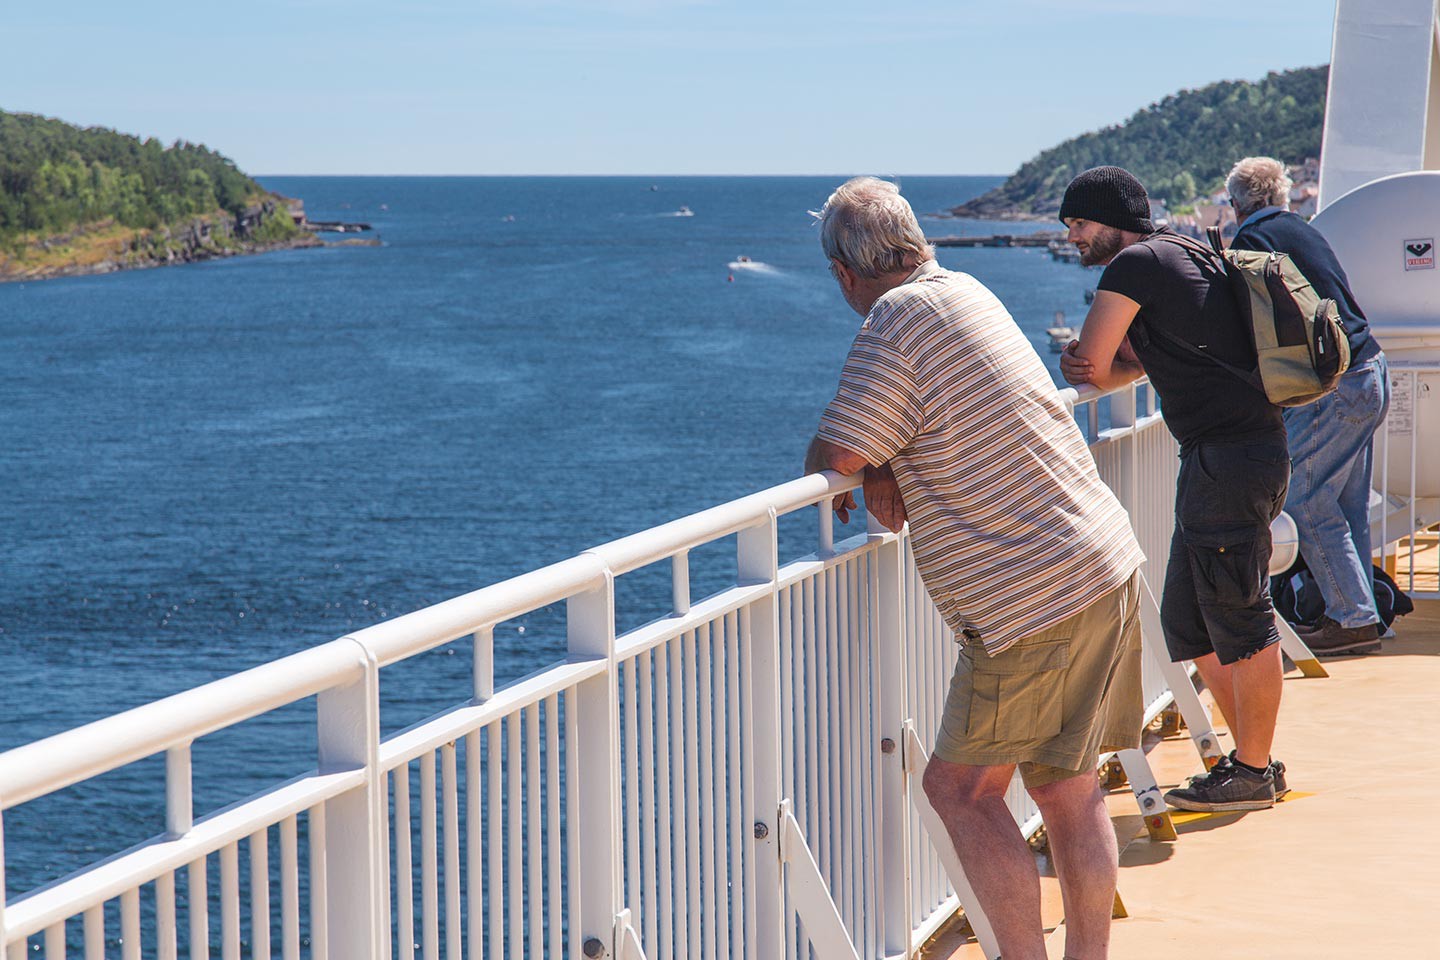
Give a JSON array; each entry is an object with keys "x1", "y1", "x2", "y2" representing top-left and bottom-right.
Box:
[{"x1": 1282, "y1": 353, "x2": 1390, "y2": 628}]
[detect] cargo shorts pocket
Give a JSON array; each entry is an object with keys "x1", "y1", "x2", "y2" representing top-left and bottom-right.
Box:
[
  {"x1": 967, "y1": 638, "x2": 1070, "y2": 741},
  {"x1": 1183, "y1": 527, "x2": 1265, "y2": 607}
]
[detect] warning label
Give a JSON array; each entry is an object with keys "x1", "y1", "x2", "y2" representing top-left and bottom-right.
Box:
[{"x1": 1403, "y1": 238, "x2": 1434, "y2": 271}]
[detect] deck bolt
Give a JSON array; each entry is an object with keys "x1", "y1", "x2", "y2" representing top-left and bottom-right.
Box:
[
  {"x1": 754, "y1": 821, "x2": 769, "y2": 840},
  {"x1": 1200, "y1": 738, "x2": 1212, "y2": 750},
  {"x1": 880, "y1": 737, "x2": 896, "y2": 754},
  {"x1": 582, "y1": 938, "x2": 605, "y2": 958},
  {"x1": 1143, "y1": 797, "x2": 1156, "y2": 809}
]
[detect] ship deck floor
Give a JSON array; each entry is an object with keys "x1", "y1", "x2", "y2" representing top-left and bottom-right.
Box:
[{"x1": 929, "y1": 597, "x2": 1440, "y2": 959}]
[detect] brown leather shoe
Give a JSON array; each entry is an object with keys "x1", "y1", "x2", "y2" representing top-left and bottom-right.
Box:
[{"x1": 1294, "y1": 616, "x2": 1382, "y2": 656}]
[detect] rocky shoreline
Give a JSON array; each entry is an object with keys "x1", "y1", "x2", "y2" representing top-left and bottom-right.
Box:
[{"x1": 0, "y1": 197, "x2": 325, "y2": 285}]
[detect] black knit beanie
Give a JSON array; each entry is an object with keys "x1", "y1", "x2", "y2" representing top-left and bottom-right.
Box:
[{"x1": 1058, "y1": 166, "x2": 1154, "y2": 233}]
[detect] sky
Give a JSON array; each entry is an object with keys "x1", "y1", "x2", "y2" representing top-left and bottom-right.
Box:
[{"x1": 3, "y1": 0, "x2": 1339, "y2": 176}]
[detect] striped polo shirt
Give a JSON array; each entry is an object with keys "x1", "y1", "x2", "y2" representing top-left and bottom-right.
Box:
[{"x1": 817, "y1": 261, "x2": 1144, "y2": 655}]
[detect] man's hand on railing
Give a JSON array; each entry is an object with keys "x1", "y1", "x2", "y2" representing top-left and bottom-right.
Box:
[
  {"x1": 1060, "y1": 340, "x2": 1095, "y2": 386},
  {"x1": 863, "y1": 462, "x2": 907, "y2": 533},
  {"x1": 832, "y1": 490, "x2": 858, "y2": 524}
]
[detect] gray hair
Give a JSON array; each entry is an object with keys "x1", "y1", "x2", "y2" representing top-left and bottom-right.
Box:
[
  {"x1": 1227, "y1": 156, "x2": 1292, "y2": 218},
  {"x1": 814, "y1": 177, "x2": 933, "y2": 279}
]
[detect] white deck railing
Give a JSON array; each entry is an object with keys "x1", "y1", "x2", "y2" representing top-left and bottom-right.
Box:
[{"x1": 1, "y1": 379, "x2": 1183, "y2": 960}]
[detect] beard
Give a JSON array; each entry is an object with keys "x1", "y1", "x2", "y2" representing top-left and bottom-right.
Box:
[{"x1": 1079, "y1": 226, "x2": 1129, "y2": 266}]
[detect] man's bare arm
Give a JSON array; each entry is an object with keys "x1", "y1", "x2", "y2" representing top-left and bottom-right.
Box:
[
  {"x1": 1062, "y1": 290, "x2": 1145, "y2": 389},
  {"x1": 804, "y1": 436, "x2": 869, "y2": 523},
  {"x1": 863, "y1": 461, "x2": 907, "y2": 533}
]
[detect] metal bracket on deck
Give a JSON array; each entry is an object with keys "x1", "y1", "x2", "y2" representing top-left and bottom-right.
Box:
[
  {"x1": 1275, "y1": 616, "x2": 1330, "y2": 678},
  {"x1": 1115, "y1": 748, "x2": 1178, "y2": 841},
  {"x1": 776, "y1": 799, "x2": 863, "y2": 960},
  {"x1": 902, "y1": 725, "x2": 1003, "y2": 960},
  {"x1": 1136, "y1": 577, "x2": 1227, "y2": 768}
]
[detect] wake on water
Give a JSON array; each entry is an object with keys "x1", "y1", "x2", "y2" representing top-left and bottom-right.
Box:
[{"x1": 727, "y1": 259, "x2": 780, "y2": 274}]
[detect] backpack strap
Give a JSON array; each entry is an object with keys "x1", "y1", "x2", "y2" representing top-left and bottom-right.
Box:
[
  {"x1": 1206, "y1": 225, "x2": 1225, "y2": 255},
  {"x1": 1144, "y1": 321, "x2": 1267, "y2": 394},
  {"x1": 1135, "y1": 231, "x2": 1267, "y2": 394}
]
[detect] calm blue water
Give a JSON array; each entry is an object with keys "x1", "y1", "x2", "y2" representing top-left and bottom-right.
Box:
[{"x1": 1, "y1": 176, "x2": 1099, "y2": 898}]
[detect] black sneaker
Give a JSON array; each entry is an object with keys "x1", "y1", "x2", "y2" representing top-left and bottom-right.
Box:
[
  {"x1": 1164, "y1": 759, "x2": 1275, "y2": 812},
  {"x1": 1269, "y1": 758, "x2": 1289, "y2": 799},
  {"x1": 1223, "y1": 750, "x2": 1289, "y2": 799},
  {"x1": 1295, "y1": 616, "x2": 1382, "y2": 657}
]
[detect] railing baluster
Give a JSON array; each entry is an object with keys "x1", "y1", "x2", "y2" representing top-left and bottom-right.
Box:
[
  {"x1": 308, "y1": 805, "x2": 327, "y2": 960},
  {"x1": 506, "y1": 719, "x2": 522, "y2": 960},
  {"x1": 251, "y1": 829, "x2": 271, "y2": 960},
  {"x1": 442, "y1": 743, "x2": 460, "y2": 960},
  {"x1": 394, "y1": 764, "x2": 414, "y2": 960},
  {"x1": 525, "y1": 710, "x2": 543, "y2": 960},
  {"x1": 683, "y1": 629, "x2": 701, "y2": 960},
  {"x1": 654, "y1": 644, "x2": 674, "y2": 960},
  {"x1": 156, "y1": 871, "x2": 177, "y2": 960},
  {"x1": 421, "y1": 751, "x2": 439, "y2": 960},
  {"x1": 43, "y1": 922, "x2": 63, "y2": 960},
  {"x1": 698, "y1": 621, "x2": 718, "y2": 960},
  {"x1": 220, "y1": 843, "x2": 240, "y2": 960},
  {"x1": 280, "y1": 816, "x2": 300, "y2": 960},
  {"x1": 486, "y1": 725, "x2": 502, "y2": 960},
  {"x1": 670, "y1": 636, "x2": 689, "y2": 959},
  {"x1": 545, "y1": 695, "x2": 562, "y2": 960},
  {"x1": 83, "y1": 906, "x2": 103, "y2": 960},
  {"x1": 465, "y1": 733, "x2": 483, "y2": 960},
  {"x1": 187, "y1": 858, "x2": 208, "y2": 960},
  {"x1": 724, "y1": 611, "x2": 744, "y2": 960},
  {"x1": 622, "y1": 657, "x2": 641, "y2": 938},
  {"x1": 638, "y1": 650, "x2": 659, "y2": 959}
]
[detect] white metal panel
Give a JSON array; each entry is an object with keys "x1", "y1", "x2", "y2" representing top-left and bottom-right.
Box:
[{"x1": 1319, "y1": 0, "x2": 1440, "y2": 210}]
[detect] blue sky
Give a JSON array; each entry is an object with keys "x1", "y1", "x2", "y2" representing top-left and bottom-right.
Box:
[{"x1": 4, "y1": 0, "x2": 1338, "y2": 176}]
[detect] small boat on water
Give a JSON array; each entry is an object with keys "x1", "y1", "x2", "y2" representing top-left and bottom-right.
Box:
[
  {"x1": 675, "y1": 205, "x2": 694, "y2": 217},
  {"x1": 1046, "y1": 310, "x2": 1075, "y2": 351}
]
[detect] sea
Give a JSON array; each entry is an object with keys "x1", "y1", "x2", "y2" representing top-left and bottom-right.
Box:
[{"x1": 0, "y1": 175, "x2": 1100, "y2": 903}]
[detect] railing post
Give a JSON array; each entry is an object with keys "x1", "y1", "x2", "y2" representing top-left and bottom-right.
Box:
[
  {"x1": 316, "y1": 644, "x2": 384, "y2": 960},
  {"x1": 568, "y1": 569, "x2": 621, "y2": 955},
  {"x1": 738, "y1": 512, "x2": 785, "y2": 960},
  {"x1": 868, "y1": 520, "x2": 913, "y2": 958}
]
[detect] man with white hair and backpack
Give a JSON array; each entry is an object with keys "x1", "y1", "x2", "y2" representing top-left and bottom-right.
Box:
[{"x1": 1226, "y1": 155, "x2": 1390, "y2": 657}]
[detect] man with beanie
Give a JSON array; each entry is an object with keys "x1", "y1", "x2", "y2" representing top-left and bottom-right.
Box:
[{"x1": 1058, "y1": 166, "x2": 1290, "y2": 814}]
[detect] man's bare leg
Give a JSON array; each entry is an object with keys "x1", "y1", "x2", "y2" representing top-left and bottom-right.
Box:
[
  {"x1": 1191, "y1": 652, "x2": 1236, "y2": 730},
  {"x1": 1030, "y1": 770, "x2": 1118, "y2": 960},
  {"x1": 923, "y1": 759, "x2": 1046, "y2": 960},
  {"x1": 1228, "y1": 642, "x2": 1284, "y2": 767}
]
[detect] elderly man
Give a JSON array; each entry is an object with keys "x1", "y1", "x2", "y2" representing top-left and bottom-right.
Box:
[
  {"x1": 805, "y1": 176, "x2": 1144, "y2": 960},
  {"x1": 1058, "y1": 166, "x2": 1290, "y2": 814},
  {"x1": 1227, "y1": 156, "x2": 1390, "y2": 656}
]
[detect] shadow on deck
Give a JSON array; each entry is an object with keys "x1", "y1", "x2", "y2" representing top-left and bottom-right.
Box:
[{"x1": 927, "y1": 601, "x2": 1440, "y2": 959}]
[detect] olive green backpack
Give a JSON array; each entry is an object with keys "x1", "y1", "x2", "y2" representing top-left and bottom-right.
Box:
[{"x1": 1149, "y1": 228, "x2": 1350, "y2": 407}]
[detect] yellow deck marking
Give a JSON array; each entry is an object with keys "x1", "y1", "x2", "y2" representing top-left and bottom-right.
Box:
[{"x1": 1166, "y1": 791, "x2": 1315, "y2": 826}]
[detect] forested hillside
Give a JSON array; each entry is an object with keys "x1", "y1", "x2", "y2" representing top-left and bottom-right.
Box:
[
  {"x1": 0, "y1": 110, "x2": 313, "y2": 280},
  {"x1": 0, "y1": 111, "x2": 271, "y2": 240},
  {"x1": 954, "y1": 66, "x2": 1327, "y2": 218}
]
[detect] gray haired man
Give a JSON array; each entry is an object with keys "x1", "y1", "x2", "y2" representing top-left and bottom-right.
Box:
[
  {"x1": 804, "y1": 176, "x2": 1145, "y2": 960},
  {"x1": 1226, "y1": 156, "x2": 1390, "y2": 655}
]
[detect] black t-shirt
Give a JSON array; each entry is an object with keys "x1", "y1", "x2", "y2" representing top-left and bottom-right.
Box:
[{"x1": 1096, "y1": 228, "x2": 1284, "y2": 449}]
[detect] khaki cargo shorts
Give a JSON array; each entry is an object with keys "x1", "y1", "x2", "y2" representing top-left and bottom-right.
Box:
[{"x1": 933, "y1": 569, "x2": 1143, "y2": 789}]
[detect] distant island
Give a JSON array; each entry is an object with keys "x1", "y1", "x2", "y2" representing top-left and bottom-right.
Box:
[
  {"x1": 0, "y1": 111, "x2": 325, "y2": 283},
  {"x1": 954, "y1": 65, "x2": 1327, "y2": 220}
]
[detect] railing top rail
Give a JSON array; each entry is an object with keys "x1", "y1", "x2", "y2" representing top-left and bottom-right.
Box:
[
  {"x1": 0, "y1": 638, "x2": 369, "y2": 811},
  {"x1": 1057, "y1": 377, "x2": 1149, "y2": 409},
  {"x1": 0, "y1": 471, "x2": 864, "y2": 809}
]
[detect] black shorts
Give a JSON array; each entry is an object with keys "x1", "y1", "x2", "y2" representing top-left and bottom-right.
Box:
[{"x1": 1160, "y1": 438, "x2": 1290, "y2": 666}]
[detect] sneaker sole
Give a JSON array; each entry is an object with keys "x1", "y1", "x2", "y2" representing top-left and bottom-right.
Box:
[
  {"x1": 1312, "y1": 640, "x2": 1382, "y2": 657},
  {"x1": 1164, "y1": 795, "x2": 1275, "y2": 813}
]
